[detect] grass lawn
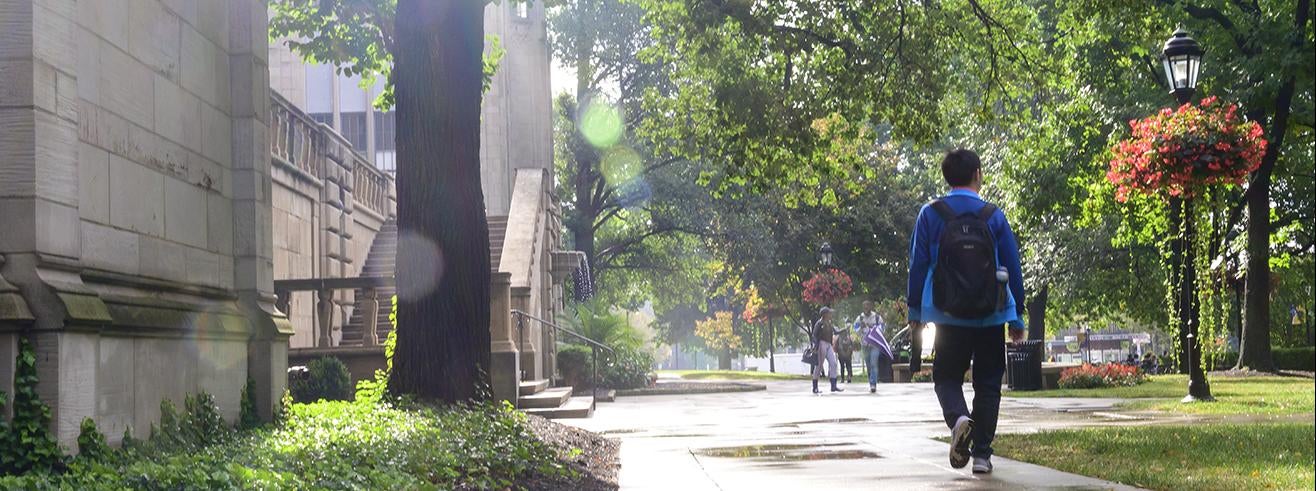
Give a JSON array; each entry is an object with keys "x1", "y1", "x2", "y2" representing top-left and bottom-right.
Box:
[
  {"x1": 1007, "y1": 374, "x2": 1315, "y2": 416},
  {"x1": 994, "y1": 423, "x2": 1315, "y2": 491},
  {"x1": 658, "y1": 369, "x2": 811, "y2": 381}
]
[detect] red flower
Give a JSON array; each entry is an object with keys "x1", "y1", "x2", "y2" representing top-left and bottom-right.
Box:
[{"x1": 1107, "y1": 97, "x2": 1267, "y2": 201}]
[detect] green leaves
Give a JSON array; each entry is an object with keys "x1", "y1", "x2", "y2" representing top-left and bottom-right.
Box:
[
  {"x1": 270, "y1": 0, "x2": 505, "y2": 110},
  {"x1": 0, "y1": 338, "x2": 63, "y2": 475}
]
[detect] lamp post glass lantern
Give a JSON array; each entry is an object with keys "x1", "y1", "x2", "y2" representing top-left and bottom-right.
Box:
[
  {"x1": 819, "y1": 242, "x2": 834, "y2": 267},
  {"x1": 1161, "y1": 28, "x2": 1204, "y2": 104}
]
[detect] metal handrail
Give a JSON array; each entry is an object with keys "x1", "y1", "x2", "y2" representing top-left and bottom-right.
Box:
[
  {"x1": 510, "y1": 309, "x2": 614, "y2": 354},
  {"x1": 510, "y1": 309, "x2": 614, "y2": 413}
]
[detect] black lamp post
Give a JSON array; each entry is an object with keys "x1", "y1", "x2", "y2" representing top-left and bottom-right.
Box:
[
  {"x1": 1160, "y1": 28, "x2": 1213, "y2": 402},
  {"x1": 819, "y1": 242, "x2": 835, "y2": 268},
  {"x1": 1161, "y1": 28, "x2": 1205, "y2": 105}
]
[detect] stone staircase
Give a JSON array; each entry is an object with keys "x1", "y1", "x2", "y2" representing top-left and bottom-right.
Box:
[
  {"x1": 518, "y1": 379, "x2": 594, "y2": 419},
  {"x1": 340, "y1": 216, "x2": 592, "y2": 419},
  {"x1": 342, "y1": 216, "x2": 508, "y2": 345}
]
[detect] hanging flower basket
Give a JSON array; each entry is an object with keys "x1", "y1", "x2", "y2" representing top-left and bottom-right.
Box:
[
  {"x1": 1107, "y1": 96, "x2": 1266, "y2": 202},
  {"x1": 802, "y1": 269, "x2": 853, "y2": 306}
]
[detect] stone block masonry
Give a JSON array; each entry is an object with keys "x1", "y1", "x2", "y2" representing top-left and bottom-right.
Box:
[{"x1": 0, "y1": 0, "x2": 289, "y2": 449}]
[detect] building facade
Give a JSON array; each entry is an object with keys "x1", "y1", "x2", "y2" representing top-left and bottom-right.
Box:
[
  {"x1": 268, "y1": 0, "x2": 554, "y2": 215},
  {"x1": 0, "y1": 0, "x2": 287, "y2": 447}
]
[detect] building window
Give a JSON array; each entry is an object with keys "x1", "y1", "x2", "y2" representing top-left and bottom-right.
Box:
[
  {"x1": 339, "y1": 112, "x2": 368, "y2": 151},
  {"x1": 309, "y1": 113, "x2": 333, "y2": 127},
  {"x1": 516, "y1": 1, "x2": 530, "y2": 18},
  {"x1": 373, "y1": 111, "x2": 397, "y2": 173}
]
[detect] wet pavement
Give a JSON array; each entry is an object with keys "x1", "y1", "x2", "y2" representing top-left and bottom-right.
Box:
[{"x1": 563, "y1": 380, "x2": 1143, "y2": 490}]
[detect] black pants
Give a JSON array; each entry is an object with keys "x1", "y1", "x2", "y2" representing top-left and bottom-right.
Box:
[
  {"x1": 909, "y1": 324, "x2": 923, "y2": 372},
  {"x1": 932, "y1": 324, "x2": 1006, "y2": 459},
  {"x1": 838, "y1": 356, "x2": 853, "y2": 381}
]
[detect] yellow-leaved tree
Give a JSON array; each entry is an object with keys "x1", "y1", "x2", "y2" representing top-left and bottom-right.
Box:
[{"x1": 696, "y1": 311, "x2": 740, "y2": 370}]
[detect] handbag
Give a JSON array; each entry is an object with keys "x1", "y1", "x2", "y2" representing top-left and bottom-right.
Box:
[{"x1": 801, "y1": 345, "x2": 817, "y2": 364}]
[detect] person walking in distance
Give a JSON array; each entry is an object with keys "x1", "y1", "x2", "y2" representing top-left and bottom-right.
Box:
[
  {"x1": 854, "y1": 300, "x2": 891, "y2": 393},
  {"x1": 835, "y1": 320, "x2": 856, "y2": 384},
  {"x1": 812, "y1": 307, "x2": 844, "y2": 394},
  {"x1": 906, "y1": 149, "x2": 1026, "y2": 474}
]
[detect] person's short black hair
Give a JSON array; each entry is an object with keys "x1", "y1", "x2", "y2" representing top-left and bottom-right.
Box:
[{"x1": 941, "y1": 149, "x2": 981, "y2": 187}]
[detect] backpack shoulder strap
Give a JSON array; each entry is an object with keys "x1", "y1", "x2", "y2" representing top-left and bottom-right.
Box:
[
  {"x1": 977, "y1": 203, "x2": 998, "y2": 221},
  {"x1": 930, "y1": 200, "x2": 956, "y2": 222}
]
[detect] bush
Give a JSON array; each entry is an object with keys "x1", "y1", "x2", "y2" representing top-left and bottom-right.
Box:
[
  {"x1": 557, "y1": 345, "x2": 654, "y2": 390},
  {"x1": 1058, "y1": 363, "x2": 1147, "y2": 389},
  {"x1": 0, "y1": 338, "x2": 63, "y2": 475},
  {"x1": 1272, "y1": 347, "x2": 1315, "y2": 372},
  {"x1": 557, "y1": 345, "x2": 592, "y2": 389},
  {"x1": 289, "y1": 357, "x2": 353, "y2": 403},
  {"x1": 0, "y1": 401, "x2": 569, "y2": 490},
  {"x1": 601, "y1": 347, "x2": 655, "y2": 390},
  {"x1": 911, "y1": 369, "x2": 933, "y2": 383}
]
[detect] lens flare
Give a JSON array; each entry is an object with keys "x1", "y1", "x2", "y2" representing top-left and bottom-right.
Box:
[
  {"x1": 395, "y1": 232, "x2": 445, "y2": 302},
  {"x1": 601, "y1": 146, "x2": 643, "y2": 186},
  {"x1": 579, "y1": 100, "x2": 623, "y2": 149}
]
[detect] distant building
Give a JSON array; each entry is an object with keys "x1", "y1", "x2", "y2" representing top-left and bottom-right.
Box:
[
  {"x1": 1047, "y1": 327, "x2": 1154, "y2": 364},
  {"x1": 268, "y1": 1, "x2": 554, "y2": 215}
]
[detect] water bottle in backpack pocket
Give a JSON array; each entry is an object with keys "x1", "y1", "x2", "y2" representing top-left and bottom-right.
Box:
[{"x1": 929, "y1": 200, "x2": 1006, "y2": 319}]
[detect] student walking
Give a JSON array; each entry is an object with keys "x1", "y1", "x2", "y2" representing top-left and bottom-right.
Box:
[
  {"x1": 906, "y1": 149, "x2": 1026, "y2": 474},
  {"x1": 811, "y1": 307, "x2": 844, "y2": 394}
]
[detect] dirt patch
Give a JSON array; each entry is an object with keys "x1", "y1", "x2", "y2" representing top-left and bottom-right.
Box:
[{"x1": 523, "y1": 414, "x2": 620, "y2": 491}]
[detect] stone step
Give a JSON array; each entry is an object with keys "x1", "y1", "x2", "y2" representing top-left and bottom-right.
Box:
[
  {"x1": 519, "y1": 379, "x2": 550, "y2": 396},
  {"x1": 518, "y1": 387, "x2": 572, "y2": 409},
  {"x1": 522, "y1": 396, "x2": 594, "y2": 419}
]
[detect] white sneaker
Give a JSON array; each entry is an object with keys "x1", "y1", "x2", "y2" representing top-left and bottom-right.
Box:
[
  {"x1": 972, "y1": 456, "x2": 993, "y2": 474},
  {"x1": 949, "y1": 417, "x2": 974, "y2": 469}
]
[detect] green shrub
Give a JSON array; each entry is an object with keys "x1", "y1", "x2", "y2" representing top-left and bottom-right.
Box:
[
  {"x1": 289, "y1": 357, "x2": 353, "y2": 403},
  {"x1": 1272, "y1": 347, "x2": 1315, "y2": 371},
  {"x1": 557, "y1": 344, "x2": 653, "y2": 389},
  {"x1": 238, "y1": 377, "x2": 261, "y2": 431},
  {"x1": 0, "y1": 337, "x2": 64, "y2": 475},
  {"x1": 1, "y1": 401, "x2": 570, "y2": 490},
  {"x1": 559, "y1": 300, "x2": 643, "y2": 350},
  {"x1": 76, "y1": 418, "x2": 109, "y2": 462},
  {"x1": 557, "y1": 344, "x2": 592, "y2": 389},
  {"x1": 911, "y1": 369, "x2": 933, "y2": 383},
  {"x1": 601, "y1": 347, "x2": 655, "y2": 389},
  {"x1": 144, "y1": 393, "x2": 232, "y2": 454}
]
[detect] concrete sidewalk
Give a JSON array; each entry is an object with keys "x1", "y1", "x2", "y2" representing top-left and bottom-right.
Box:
[{"x1": 563, "y1": 380, "x2": 1141, "y2": 490}]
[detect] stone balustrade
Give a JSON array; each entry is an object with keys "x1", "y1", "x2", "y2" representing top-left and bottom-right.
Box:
[{"x1": 274, "y1": 276, "x2": 393, "y2": 349}]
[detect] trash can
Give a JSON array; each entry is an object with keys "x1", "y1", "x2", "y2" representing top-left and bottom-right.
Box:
[{"x1": 1007, "y1": 340, "x2": 1044, "y2": 391}]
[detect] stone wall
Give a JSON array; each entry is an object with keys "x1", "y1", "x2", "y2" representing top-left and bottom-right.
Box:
[
  {"x1": 0, "y1": 0, "x2": 289, "y2": 448},
  {"x1": 269, "y1": 91, "x2": 395, "y2": 348},
  {"x1": 480, "y1": 1, "x2": 554, "y2": 216}
]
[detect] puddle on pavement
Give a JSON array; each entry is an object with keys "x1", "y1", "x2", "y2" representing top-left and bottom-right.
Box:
[
  {"x1": 599, "y1": 429, "x2": 644, "y2": 435},
  {"x1": 695, "y1": 443, "x2": 881, "y2": 461},
  {"x1": 769, "y1": 417, "x2": 872, "y2": 428}
]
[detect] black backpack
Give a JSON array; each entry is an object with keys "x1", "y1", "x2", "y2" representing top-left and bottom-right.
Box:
[{"x1": 930, "y1": 200, "x2": 1005, "y2": 319}]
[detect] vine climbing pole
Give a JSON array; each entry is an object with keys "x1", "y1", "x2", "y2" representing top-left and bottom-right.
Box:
[{"x1": 1169, "y1": 197, "x2": 1214, "y2": 401}]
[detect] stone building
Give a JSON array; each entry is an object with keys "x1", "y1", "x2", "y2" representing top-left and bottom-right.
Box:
[
  {"x1": 267, "y1": 1, "x2": 586, "y2": 414},
  {"x1": 0, "y1": 0, "x2": 286, "y2": 447},
  {"x1": 0, "y1": 0, "x2": 583, "y2": 450}
]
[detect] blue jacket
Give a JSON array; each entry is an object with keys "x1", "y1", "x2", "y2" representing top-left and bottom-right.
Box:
[{"x1": 906, "y1": 189, "x2": 1026, "y2": 330}]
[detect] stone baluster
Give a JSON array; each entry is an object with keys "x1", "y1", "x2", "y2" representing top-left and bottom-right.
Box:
[
  {"x1": 274, "y1": 289, "x2": 291, "y2": 317},
  {"x1": 362, "y1": 287, "x2": 380, "y2": 347},
  {"x1": 317, "y1": 287, "x2": 334, "y2": 348}
]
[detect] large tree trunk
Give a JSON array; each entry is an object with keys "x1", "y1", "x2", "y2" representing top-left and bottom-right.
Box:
[
  {"x1": 1237, "y1": 0, "x2": 1307, "y2": 372},
  {"x1": 1027, "y1": 283, "x2": 1048, "y2": 341},
  {"x1": 389, "y1": 0, "x2": 492, "y2": 402},
  {"x1": 717, "y1": 350, "x2": 732, "y2": 370}
]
